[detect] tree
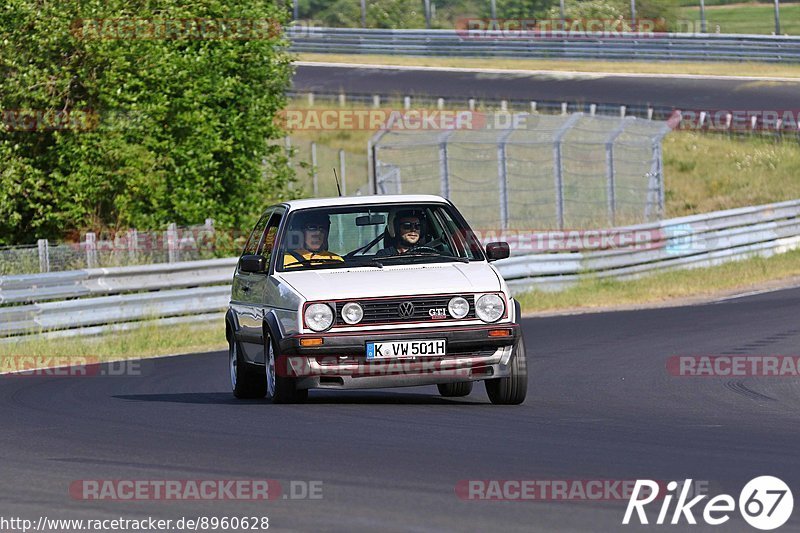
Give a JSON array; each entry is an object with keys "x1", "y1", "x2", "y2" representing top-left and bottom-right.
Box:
[{"x1": 0, "y1": 0, "x2": 294, "y2": 244}]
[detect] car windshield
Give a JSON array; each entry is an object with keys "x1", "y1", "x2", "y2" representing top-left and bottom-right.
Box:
[{"x1": 276, "y1": 203, "x2": 485, "y2": 271}]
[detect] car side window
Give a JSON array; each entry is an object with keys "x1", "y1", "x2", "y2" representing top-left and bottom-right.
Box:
[
  {"x1": 256, "y1": 213, "x2": 282, "y2": 261},
  {"x1": 242, "y1": 211, "x2": 272, "y2": 256}
]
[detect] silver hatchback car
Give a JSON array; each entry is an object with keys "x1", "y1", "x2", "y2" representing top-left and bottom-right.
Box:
[{"x1": 225, "y1": 195, "x2": 527, "y2": 404}]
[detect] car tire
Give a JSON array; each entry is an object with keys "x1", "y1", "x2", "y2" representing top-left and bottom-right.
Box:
[
  {"x1": 485, "y1": 336, "x2": 527, "y2": 405},
  {"x1": 437, "y1": 382, "x2": 473, "y2": 397},
  {"x1": 266, "y1": 335, "x2": 308, "y2": 404},
  {"x1": 230, "y1": 338, "x2": 267, "y2": 399}
]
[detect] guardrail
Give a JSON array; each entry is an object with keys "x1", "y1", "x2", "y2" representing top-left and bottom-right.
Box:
[
  {"x1": 288, "y1": 27, "x2": 800, "y2": 63},
  {"x1": 2, "y1": 199, "x2": 799, "y2": 339}
]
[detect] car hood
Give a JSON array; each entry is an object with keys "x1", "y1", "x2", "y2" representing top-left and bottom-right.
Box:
[{"x1": 278, "y1": 262, "x2": 502, "y2": 301}]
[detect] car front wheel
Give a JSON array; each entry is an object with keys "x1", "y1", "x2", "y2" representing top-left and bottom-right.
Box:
[
  {"x1": 485, "y1": 336, "x2": 528, "y2": 405},
  {"x1": 230, "y1": 339, "x2": 267, "y2": 399},
  {"x1": 266, "y1": 336, "x2": 308, "y2": 404}
]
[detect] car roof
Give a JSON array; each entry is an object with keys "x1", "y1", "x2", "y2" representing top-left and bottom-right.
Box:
[{"x1": 281, "y1": 194, "x2": 449, "y2": 211}]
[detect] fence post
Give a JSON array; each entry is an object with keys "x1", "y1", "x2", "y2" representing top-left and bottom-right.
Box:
[
  {"x1": 37, "y1": 239, "x2": 50, "y2": 273},
  {"x1": 366, "y1": 140, "x2": 374, "y2": 195},
  {"x1": 311, "y1": 142, "x2": 318, "y2": 196},
  {"x1": 307, "y1": 92, "x2": 314, "y2": 106},
  {"x1": 700, "y1": 0, "x2": 707, "y2": 33},
  {"x1": 497, "y1": 126, "x2": 515, "y2": 230},
  {"x1": 372, "y1": 94, "x2": 381, "y2": 108},
  {"x1": 552, "y1": 113, "x2": 582, "y2": 230},
  {"x1": 85, "y1": 232, "x2": 97, "y2": 269},
  {"x1": 167, "y1": 223, "x2": 178, "y2": 263},
  {"x1": 338, "y1": 93, "x2": 346, "y2": 107},
  {"x1": 438, "y1": 130, "x2": 455, "y2": 199},
  {"x1": 127, "y1": 228, "x2": 138, "y2": 263},
  {"x1": 605, "y1": 119, "x2": 630, "y2": 227},
  {"x1": 339, "y1": 149, "x2": 347, "y2": 195}
]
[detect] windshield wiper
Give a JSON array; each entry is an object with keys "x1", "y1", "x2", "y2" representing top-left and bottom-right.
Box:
[{"x1": 346, "y1": 258, "x2": 384, "y2": 269}]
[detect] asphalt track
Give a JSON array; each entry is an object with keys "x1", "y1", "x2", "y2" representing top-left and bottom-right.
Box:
[
  {"x1": 3, "y1": 285, "x2": 800, "y2": 532},
  {"x1": 293, "y1": 63, "x2": 800, "y2": 111}
]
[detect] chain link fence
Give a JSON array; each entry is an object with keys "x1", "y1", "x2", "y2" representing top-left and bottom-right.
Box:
[
  {"x1": 0, "y1": 221, "x2": 219, "y2": 276},
  {"x1": 371, "y1": 112, "x2": 672, "y2": 230}
]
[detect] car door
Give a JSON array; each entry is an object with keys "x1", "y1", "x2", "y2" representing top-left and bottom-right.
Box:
[{"x1": 232, "y1": 208, "x2": 283, "y2": 364}]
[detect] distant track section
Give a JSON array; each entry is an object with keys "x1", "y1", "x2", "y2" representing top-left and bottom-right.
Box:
[{"x1": 292, "y1": 63, "x2": 800, "y2": 112}]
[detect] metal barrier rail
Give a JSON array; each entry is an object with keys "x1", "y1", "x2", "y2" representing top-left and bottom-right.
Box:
[
  {"x1": 288, "y1": 28, "x2": 800, "y2": 63},
  {"x1": 1, "y1": 199, "x2": 799, "y2": 338}
]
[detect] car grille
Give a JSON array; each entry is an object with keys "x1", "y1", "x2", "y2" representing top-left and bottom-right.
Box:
[{"x1": 334, "y1": 295, "x2": 476, "y2": 326}]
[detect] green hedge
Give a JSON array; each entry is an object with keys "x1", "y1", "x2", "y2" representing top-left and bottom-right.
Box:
[{"x1": 0, "y1": 0, "x2": 294, "y2": 245}]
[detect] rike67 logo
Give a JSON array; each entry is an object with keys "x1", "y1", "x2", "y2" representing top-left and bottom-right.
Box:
[{"x1": 623, "y1": 477, "x2": 793, "y2": 530}]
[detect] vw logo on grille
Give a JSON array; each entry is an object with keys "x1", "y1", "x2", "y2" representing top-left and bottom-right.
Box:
[{"x1": 398, "y1": 301, "x2": 415, "y2": 319}]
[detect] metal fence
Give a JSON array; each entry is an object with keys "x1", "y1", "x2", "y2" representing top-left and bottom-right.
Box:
[
  {"x1": 0, "y1": 221, "x2": 218, "y2": 276},
  {"x1": 288, "y1": 27, "x2": 800, "y2": 63},
  {"x1": 370, "y1": 112, "x2": 672, "y2": 230},
  {"x1": 3, "y1": 199, "x2": 799, "y2": 340}
]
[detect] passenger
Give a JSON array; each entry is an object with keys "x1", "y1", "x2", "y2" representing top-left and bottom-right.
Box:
[{"x1": 283, "y1": 212, "x2": 344, "y2": 268}]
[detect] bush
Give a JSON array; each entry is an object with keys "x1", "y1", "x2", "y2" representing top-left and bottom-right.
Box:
[{"x1": 0, "y1": 0, "x2": 295, "y2": 245}]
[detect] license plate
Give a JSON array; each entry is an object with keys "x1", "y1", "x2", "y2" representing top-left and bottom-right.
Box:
[{"x1": 366, "y1": 339, "x2": 446, "y2": 360}]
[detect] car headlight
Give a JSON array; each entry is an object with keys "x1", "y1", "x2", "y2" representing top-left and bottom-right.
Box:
[
  {"x1": 448, "y1": 296, "x2": 470, "y2": 319},
  {"x1": 341, "y1": 302, "x2": 364, "y2": 325},
  {"x1": 475, "y1": 294, "x2": 505, "y2": 323},
  {"x1": 305, "y1": 303, "x2": 334, "y2": 332}
]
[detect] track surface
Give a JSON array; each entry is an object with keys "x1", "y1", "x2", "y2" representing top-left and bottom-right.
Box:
[
  {"x1": 293, "y1": 64, "x2": 800, "y2": 111},
  {"x1": 3, "y1": 286, "x2": 800, "y2": 532}
]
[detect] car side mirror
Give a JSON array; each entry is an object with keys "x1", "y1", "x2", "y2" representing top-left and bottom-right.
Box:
[
  {"x1": 239, "y1": 254, "x2": 268, "y2": 273},
  {"x1": 485, "y1": 242, "x2": 510, "y2": 261}
]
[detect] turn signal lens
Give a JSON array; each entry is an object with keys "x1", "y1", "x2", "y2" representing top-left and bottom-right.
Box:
[
  {"x1": 488, "y1": 328, "x2": 512, "y2": 337},
  {"x1": 300, "y1": 338, "x2": 324, "y2": 347}
]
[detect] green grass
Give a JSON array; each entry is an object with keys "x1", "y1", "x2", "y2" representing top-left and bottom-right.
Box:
[
  {"x1": 679, "y1": 3, "x2": 800, "y2": 35},
  {"x1": 0, "y1": 318, "x2": 227, "y2": 366},
  {"x1": 516, "y1": 246, "x2": 800, "y2": 314}
]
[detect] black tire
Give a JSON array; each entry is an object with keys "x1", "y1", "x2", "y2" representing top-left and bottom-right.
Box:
[
  {"x1": 485, "y1": 336, "x2": 527, "y2": 405},
  {"x1": 229, "y1": 338, "x2": 267, "y2": 399},
  {"x1": 437, "y1": 382, "x2": 474, "y2": 397},
  {"x1": 266, "y1": 335, "x2": 308, "y2": 404}
]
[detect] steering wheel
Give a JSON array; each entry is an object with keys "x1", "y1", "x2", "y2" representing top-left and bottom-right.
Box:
[{"x1": 408, "y1": 245, "x2": 440, "y2": 254}]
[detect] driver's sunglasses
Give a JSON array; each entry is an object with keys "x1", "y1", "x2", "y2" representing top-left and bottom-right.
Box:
[
  {"x1": 303, "y1": 224, "x2": 327, "y2": 232},
  {"x1": 399, "y1": 222, "x2": 422, "y2": 231}
]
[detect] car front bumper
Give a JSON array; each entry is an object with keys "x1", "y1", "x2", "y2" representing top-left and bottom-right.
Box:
[{"x1": 277, "y1": 324, "x2": 520, "y2": 390}]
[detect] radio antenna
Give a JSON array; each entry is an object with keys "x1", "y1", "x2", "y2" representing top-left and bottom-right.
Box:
[{"x1": 333, "y1": 168, "x2": 342, "y2": 197}]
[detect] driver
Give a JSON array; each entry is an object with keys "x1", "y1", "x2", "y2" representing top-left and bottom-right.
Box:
[
  {"x1": 377, "y1": 209, "x2": 426, "y2": 256},
  {"x1": 283, "y1": 212, "x2": 344, "y2": 268}
]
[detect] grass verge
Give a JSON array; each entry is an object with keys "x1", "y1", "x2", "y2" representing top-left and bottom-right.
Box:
[
  {"x1": 679, "y1": 3, "x2": 800, "y2": 35},
  {"x1": 516, "y1": 247, "x2": 800, "y2": 314},
  {"x1": 0, "y1": 318, "x2": 227, "y2": 365},
  {"x1": 296, "y1": 53, "x2": 800, "y2": 79}
]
